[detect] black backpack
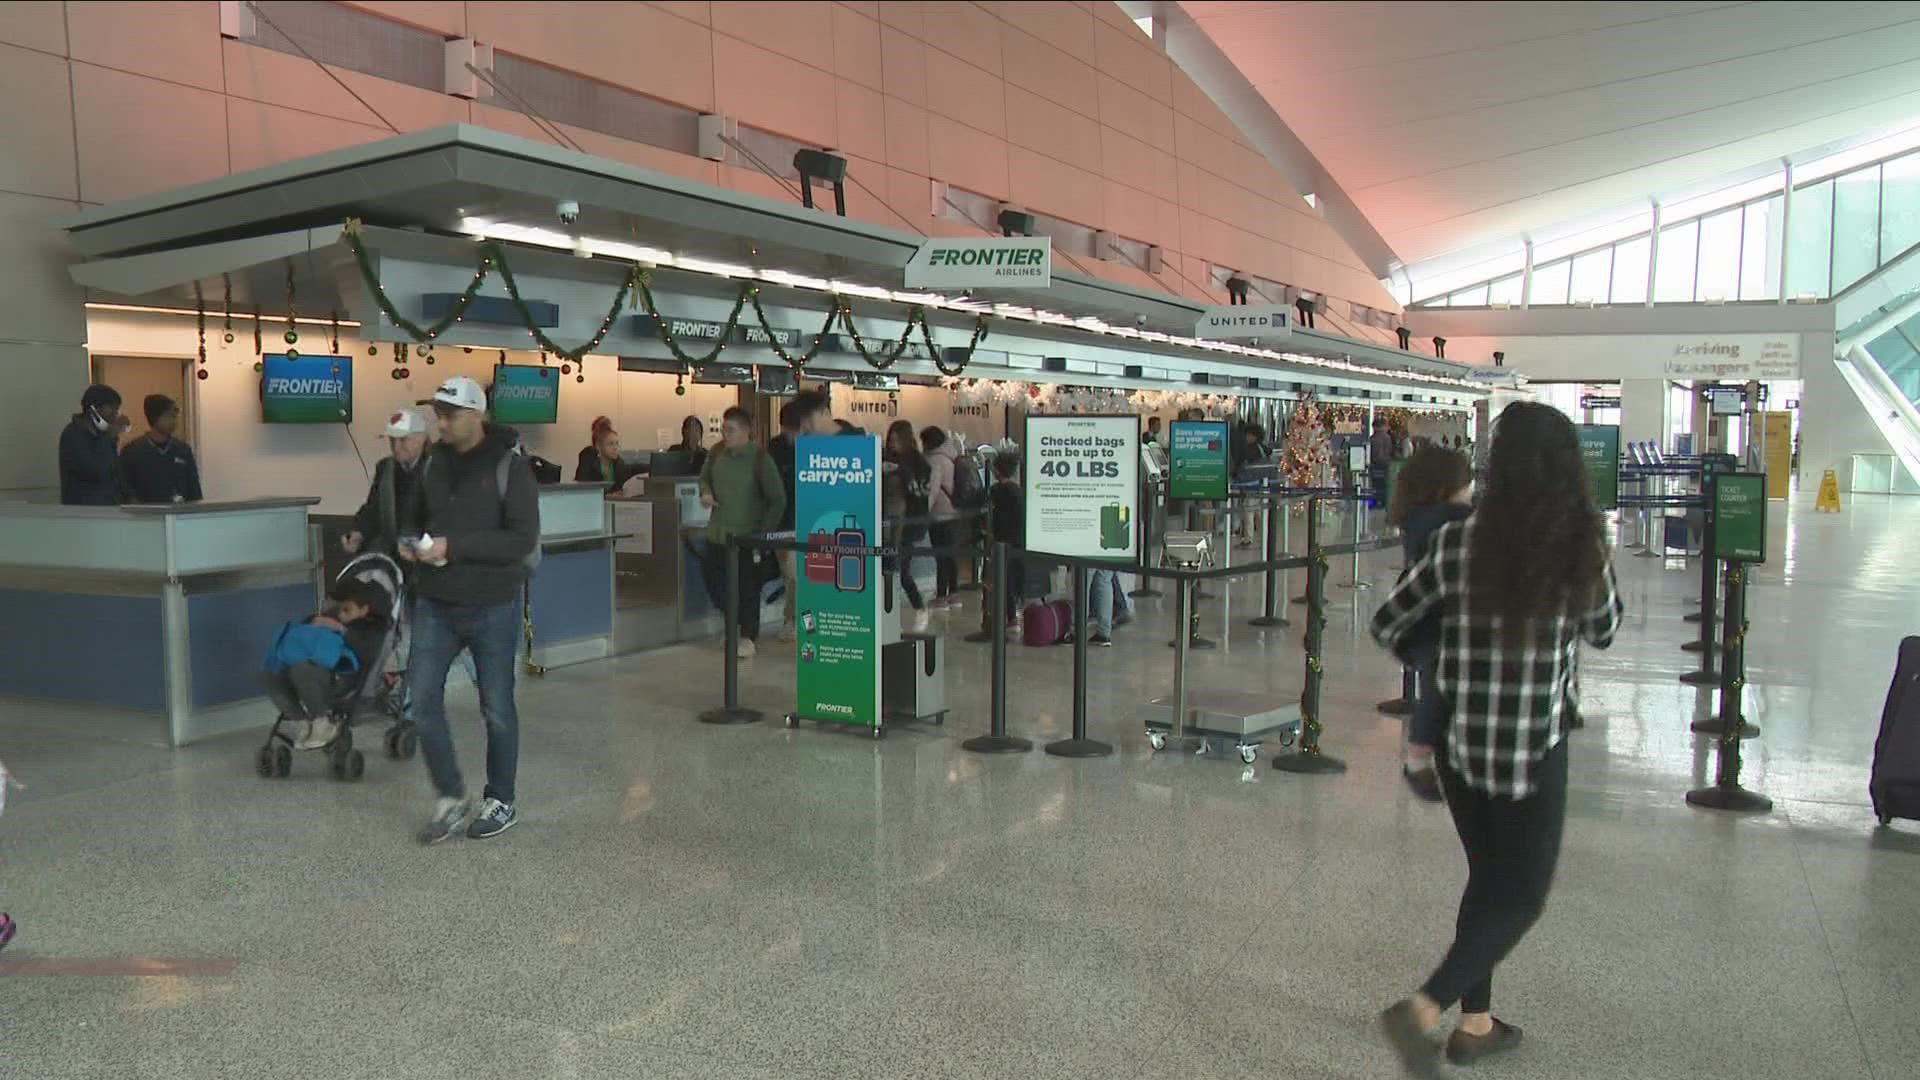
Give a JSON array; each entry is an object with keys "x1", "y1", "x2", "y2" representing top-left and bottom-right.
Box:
[{"x1": 951, "y1": 455, "x2": 987, "y2": 511}]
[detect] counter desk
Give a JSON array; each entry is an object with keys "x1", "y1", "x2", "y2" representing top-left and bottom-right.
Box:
[
  {"x1": 0, "y1": 498, "x2": 324, "y2": 745},
  {"x1": 525, "y1": 483, "x2": 619, "y2": 670}
]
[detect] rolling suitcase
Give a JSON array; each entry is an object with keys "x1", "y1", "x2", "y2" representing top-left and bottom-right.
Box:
[{"x1": 1870, "y1": 636, "x2": 1920, "y2": 825}]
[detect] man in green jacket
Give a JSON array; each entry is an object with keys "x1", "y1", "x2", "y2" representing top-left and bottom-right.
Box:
[{"x1": 699, "y1": 406, "x2": 786, "y2": 658}]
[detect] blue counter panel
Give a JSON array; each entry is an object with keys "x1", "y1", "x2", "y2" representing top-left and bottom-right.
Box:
[
  {"x1": 188, "y1": 582, "x2": 315, "y2": 708},
  {"x1": 530, "y1": 547, "x2": 613, "y2": 646},
  {"x1": 0, "y1": 590, "x2": 166, "y2": 711}
]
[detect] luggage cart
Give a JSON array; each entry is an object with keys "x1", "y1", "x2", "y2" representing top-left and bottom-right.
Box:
[{"x1": 1140, "y1": 691, "x2": 1300, "y2": 764}]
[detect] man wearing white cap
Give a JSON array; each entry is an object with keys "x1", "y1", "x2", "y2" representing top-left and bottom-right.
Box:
[
  {"x1": 343, "y1": 406, "x2": 430, "y2": 558},
  {"x1": 400, "y1": 376, "x2": 541, "y2": 844}
]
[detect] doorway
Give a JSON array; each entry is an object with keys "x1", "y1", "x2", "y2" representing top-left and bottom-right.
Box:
[{"x1": 92, "y1": 355, "x2": 191, "y2": 448}]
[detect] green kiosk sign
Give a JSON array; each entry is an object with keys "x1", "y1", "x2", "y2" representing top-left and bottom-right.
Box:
[
  {"x1": 1574, "y1": 424, "x2": 1621, "y2": 510},
  {"x1": 1713, "y1": 472, "x2": 1767, "y2": 563},
  {"x1": 1168, "y1": 420, "x2": 1230, "y2": 501}
]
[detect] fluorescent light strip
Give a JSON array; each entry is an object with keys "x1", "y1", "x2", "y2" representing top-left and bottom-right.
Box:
[
  {"x1": 441, "y1": 219, "x2": 1477, "y2": 390},
  {"x1": 85, "y1": 302, "x2": 362, "y2": 327}
]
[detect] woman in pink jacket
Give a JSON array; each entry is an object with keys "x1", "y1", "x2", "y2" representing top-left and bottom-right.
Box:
[{"x1": 921, "y1": 426, "x2": 963, "y2": 608}]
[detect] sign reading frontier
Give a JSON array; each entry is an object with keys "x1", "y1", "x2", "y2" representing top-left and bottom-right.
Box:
[{"x1": 905, "y1": 237, "x2": 1052, "y2": 289}]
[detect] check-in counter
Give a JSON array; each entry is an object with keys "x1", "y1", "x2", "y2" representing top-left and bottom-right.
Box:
[
  {"x1": 609, "y1": 476, "x2": 719, "y2": 650},
  {"x1": 0, "y1": 498, "x2": 323, "y2": 745},
  {"x1": 527, "y1": 484, "x2": 618, "y2": 671}
]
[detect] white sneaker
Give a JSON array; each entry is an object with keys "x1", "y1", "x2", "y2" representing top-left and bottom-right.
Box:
[
  {"x1": 300, "y1": 717, "x2": 339, "y2": 749},
  {"x1": 905, "y1": 609, "x2": 930, "y2": 635},
  {"x1": 737, "y1": 638, "x2": 757, "y2": 659}
]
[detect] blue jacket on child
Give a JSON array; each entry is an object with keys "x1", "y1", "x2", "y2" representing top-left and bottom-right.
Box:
[{"x1": 262, "y1": 622, "x2": 361, "y2": 674}]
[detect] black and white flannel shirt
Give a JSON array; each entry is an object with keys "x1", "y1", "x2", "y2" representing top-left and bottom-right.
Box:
[{"x1": 1371, "y1": 518, "x2": 1623, "y2": 799}]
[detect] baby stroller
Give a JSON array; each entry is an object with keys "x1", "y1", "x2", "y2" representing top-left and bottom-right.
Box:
[{"x1": 255, "y1": 553, "x2": 417, "y2": 781}]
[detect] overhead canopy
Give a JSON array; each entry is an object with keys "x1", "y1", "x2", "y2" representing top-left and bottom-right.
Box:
[{"x1": 62, "y1": 124, "x2": 1473, "y2": 394}]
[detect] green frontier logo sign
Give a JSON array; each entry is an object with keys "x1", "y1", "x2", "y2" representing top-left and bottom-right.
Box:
[{"x1": 905, "y1": 237, "x2": 1052, "y2": 289}]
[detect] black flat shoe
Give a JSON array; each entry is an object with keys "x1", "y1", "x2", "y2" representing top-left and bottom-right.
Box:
[
  {"x1": 1447, "y1": 1018, "x2": 1523, "y2": 1064},
  {"x1": 1379, "y1": 1000, "x2": 1446, "y2": 1079},
  {"x1": 1403, "y1": 765, "x2": 1444, "y2": 803}
]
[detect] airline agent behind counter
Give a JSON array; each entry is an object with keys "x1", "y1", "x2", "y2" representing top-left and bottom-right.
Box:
[{"x1": 119, "y1": 394, "x2": 202, "y2": 505}]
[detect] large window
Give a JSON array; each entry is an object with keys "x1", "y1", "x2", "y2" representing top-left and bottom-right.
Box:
[
  {"x1": 1694, "y1": 208, "x2": 1742, "y2": 301},
  {"x1": 1528, "y1": 259, "x2": 1571, "y2": 305},
  {"x1": 1786, "y1": 179, "x2": 1834, "y2": 297},
  {"x1": 1740, "y1": 196, "x2": 1784, "y2": 300},
  {"x1": 1654, "y1": 220, "x2": 1699, "y2": 302},
  {"x1": 1610, "y1": 235, "x2": 1651, "y2": 303},
  {"x1": 1568, "y1": 249, "x2": 1611, "y2": 304},
  {"x1": 1884, "y1": 153, "x2": 1920, "y2": 261},
  {"x1": 1833, "y1": 165, "x2": 1883, "y2": 291}
]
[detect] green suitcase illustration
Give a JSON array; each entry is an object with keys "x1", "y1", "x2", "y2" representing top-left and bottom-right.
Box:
[{"x1": 1099, "y1": 504, "x2": 1131, "y2": 549}]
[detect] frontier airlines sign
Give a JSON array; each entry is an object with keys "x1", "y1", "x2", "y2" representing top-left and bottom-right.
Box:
[{"x1": 905, "y1": 238, "x2": 1051, "y2": 289}]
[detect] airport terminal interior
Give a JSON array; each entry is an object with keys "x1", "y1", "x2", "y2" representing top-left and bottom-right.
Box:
[{"x1": 4, "y1": 3, "x2": 1920, "y2": 1078}]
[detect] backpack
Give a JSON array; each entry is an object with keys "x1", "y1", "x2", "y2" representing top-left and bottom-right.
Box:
[
  {"x1": 951, "y1": 455, "x2": 987, "y2": 512},
  {"x1": 416, "y1": 446, "x2": 541, "y2": 574}
]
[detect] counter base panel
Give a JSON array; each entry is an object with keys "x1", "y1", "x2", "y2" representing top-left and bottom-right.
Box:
[
  {"x1": 187, "y1": 582, "x2": 318, "y2": 709},
  {"x1": 0, "y1": 589, "x2": 167, "y2": 712}
]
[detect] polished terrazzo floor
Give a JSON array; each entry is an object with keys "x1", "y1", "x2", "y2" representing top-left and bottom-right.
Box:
[{"x1": 4, "y1": 496, "x2": 1918, "y2": 1079}]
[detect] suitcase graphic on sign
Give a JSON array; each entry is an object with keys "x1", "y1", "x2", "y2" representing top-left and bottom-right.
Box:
[
  {"x1": 834, "y1": 516, "x2": 866, "y2": 593},
  {"x1": 804, "y1": 519, "x2": 841, "y2": 585}
]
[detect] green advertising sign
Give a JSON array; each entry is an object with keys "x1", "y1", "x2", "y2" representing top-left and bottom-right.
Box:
[
  {"x1": 1574, "y1": 424, "x2": 1621, "y2": 511},
  {"x1": 793, "y1": 434, "x2": 882, "y2": 728},
  {"x1": 1168, "y1": 420, "x2": 1230, "y2": 501},
  {"x1": 1712, "y1": 471, "x2": 1767, "y2": 563}
]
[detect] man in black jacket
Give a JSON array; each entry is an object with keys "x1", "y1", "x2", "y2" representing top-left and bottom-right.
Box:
[
  {"x1": 401, "y1": 376, "x2": 541, "y2": 844},
  {"x1": 119, "y1": 395, "x2": 203, "y2": 505},
  {"x1": 58, "y1": 384, "x2": 128, "y2": 505},
  {"x1": 342, "y1": 406, "x2": 430, "y2": 558}
]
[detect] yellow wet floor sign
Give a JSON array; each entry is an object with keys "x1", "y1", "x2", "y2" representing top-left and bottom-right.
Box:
[{"x1": 1816, "y1": 469, "x2": 1843, "y2": 512}]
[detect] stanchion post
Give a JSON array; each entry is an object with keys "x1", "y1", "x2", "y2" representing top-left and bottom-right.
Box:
[
  {"x1": 1274, "y1": 498, "x2": 1347, "y2": 774},
  {"x1": 1685, "y1": 471, "x2": 1717, "y2": 625},
  {"x1": 1172, "y1": 575, "x2": 1191, "y2": 741},
  {"x1": 964, "y1": 541, "x2": 1032, "y2": 753},
  {"x1": 1047, "y1": 562, "x2": 1114, "y2": 758},
  {"x1": 1339, "y1": 494, "x2": 1369, "y2": 590},
  {"x1": 699, "y1": 536, "x2": 765, "y2": 724},
  {"x1": 1250, "y1": 496, "x2": 1286, "y2": 627},
  {"x1": 1686, "y1": 564, "x2": 1770, "y2": 812},
  {"x1": 1679, "y1": 496, "x2": 1721, "y2": 683},
  {"x1": 1131, "y1": 474, "x2": 1160, "y2": 598},
  {"x1": 1291, "y1": 496, "x2": 1314, "y2": 605}
]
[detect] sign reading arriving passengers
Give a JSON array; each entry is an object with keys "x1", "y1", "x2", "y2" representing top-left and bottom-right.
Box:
[{"x1": 904, "y1": 238, "x2": 1052, "y2": 289}]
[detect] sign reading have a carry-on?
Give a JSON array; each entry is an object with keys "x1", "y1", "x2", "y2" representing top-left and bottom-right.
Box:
[{"x1": 794, "y1": 434, "x2": 882, "y2": 729}]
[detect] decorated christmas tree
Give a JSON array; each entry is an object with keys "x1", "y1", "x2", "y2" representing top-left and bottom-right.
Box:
[{"x1": 1282, "y1": 395, "x2": 1331, "y2": 488}]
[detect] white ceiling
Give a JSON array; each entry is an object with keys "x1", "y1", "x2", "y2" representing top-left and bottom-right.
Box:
[{"x1": 1181, "y1": 1, "x2": 1920, "y2": 268}]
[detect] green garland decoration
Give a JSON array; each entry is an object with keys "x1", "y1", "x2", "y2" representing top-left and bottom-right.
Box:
[
  {"x1": 921, "y1": 314, "x2": 993, "y2": 376},
  {"x1": 836, "y1": 300, "x2": 923, "y2": 370},
  {"x1": 492, "y1": 245, "x2": 634, "y2": 362},
  {"x1": 637, "y1": 272, "x2": 749, "y2": 368},
  {"x1": 751, "y1": 286, "x2": 837, "y2": 370},
  {"x1": 345, "y1": 220, "x2": 492, "y2": 343}
]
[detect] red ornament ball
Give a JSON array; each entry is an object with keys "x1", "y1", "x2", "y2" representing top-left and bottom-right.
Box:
[
  {"x1": 196, "y1": 368, "x2": 209, "y2": 381},
  {"x1": 575, "y1": 374, "x2": 585, "y2": 384},
  {"x1": 561, "y1": 364, "x2": 572, "y2": 376}
]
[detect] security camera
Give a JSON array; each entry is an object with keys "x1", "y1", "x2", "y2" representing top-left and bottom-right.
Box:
[
  {"x1": 556, "y1": 200, "x2": 580, "y2": 226},
  {"x1": 1134, "y1": 314, "x2": 1148, "y2": 327}
]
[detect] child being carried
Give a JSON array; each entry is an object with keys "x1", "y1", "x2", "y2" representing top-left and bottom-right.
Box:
[
  {"x1": 1385, "y1": 443, "x2": 1475, "y2": 802},
  {"x1": 259, "y1": 579, "x2": 390, "y2": 749}
]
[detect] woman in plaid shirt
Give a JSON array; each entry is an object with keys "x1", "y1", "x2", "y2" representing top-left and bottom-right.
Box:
[{"x1": 1373, "y1": 402, "x2": 1623, "y2": 1076}]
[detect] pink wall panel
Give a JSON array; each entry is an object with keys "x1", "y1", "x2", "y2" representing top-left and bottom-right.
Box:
[
  {"x1": 831, "y1": 4, "x2": 885, "y2": 91},
  {"x1": 1093, "y1": 20, "x2": 1170, "y2": 104},
  {"x1": 0, "y1": 1, "x2": 67, "y2": 55},
  {"x1": 1007, "y1": 146, "x2": 1101, "y2": 227},
  {"x1": 921, "y1": 1, "x2": 1002, "y2": 76},
  {"x1": 71, "y1": 64, "x2": 228, "y2": 204},
  {"x1": 1002, "y1": 28, "x2": 1099, "y2": 121},
  {"x1": 879, "y1": 24, "x2": 928, "y2": 107},
  {"x1": 714, "y1": 33, "x2": 839, "y2": 147},
  {"x1": 1171, "y1": 67, "x2": 1247, "y2": 148},
  {"x1": 883, "y1": 97, "x2": 931, "y2": 176},
  {"x1": 68, "y1": 1, "x2": 224, "y2": 92},
  {"x1": 0, "y1": 43, "x2": 78, "y2": 200},
  {"x1": 1098, "y1": 73, "x2": 1175, "y2": 149},
  {"x1": 1005, "y1": 87, "x2": 1102, "y2": 175},
  {"x1": 222, "y1": 42, "x2": 467, "y2": 134},
  {"x1": 647, "y1": 1, "x2": 713, "y2": 25},
  {"x1": 877, "y1": 0, "x2": 925, "y2": 36},
  {"x1": 711, "y1": 1, "x2": 837, "y2": 73},
  {"x1": 924, "y1": 47, "x2": 1006, "y2": 138},
  {"x1": 835, "y1": 79, "x2": 888, "y2": 162},
  {"x1": 990, "y1": 0, "x2": 1096, "y2": 59},
  {"x1": 839, "y1": 1, "x2": 879, "y2": 19},
  {"x1": 1101, "y1": 181, "x2": 1161, "y2": 244},
  {"x1": 226, "y1": 98, "x2": 388, "y2": 175},
  {"x1": 927, "y1": 113, "x2": 1008, "y2": 199},
  {"x1": 1101, "y1": 127, "x2": 1179, "y2": 203}
]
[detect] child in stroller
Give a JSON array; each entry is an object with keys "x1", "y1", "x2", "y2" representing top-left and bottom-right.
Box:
[{"x1": 255, "y1": 553, "x2": 414, "y2": 781}]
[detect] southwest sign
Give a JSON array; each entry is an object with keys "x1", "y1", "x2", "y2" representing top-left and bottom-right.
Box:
[
  {"x1": 904, "y1": 237, "x2": 1051, "y2": 289},
  {"x1": 1195, "y1": 305, "x2": 1291, "y2": 341}
]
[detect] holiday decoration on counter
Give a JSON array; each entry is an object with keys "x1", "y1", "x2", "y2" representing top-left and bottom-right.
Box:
[{"x1": 1283, "y1": 394, "x2": 1331, "y2": 489}]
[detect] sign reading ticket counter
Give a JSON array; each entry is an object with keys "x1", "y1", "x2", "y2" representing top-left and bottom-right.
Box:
[
  {"x1": 0, "y1": 498, "x2": 324, "y2": 745},
  {"x1": 1023, "y1": 415, "x2": 1138, "y2": 561},
  {"x1": 1713, "y1": 472, "x2": 1767, "y2": 563},
  {"x1": 790, "y1": 434, "x2": 882, "y2": 731}
]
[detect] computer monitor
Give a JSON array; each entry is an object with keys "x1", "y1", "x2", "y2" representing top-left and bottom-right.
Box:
[{"x1": 649, "y1": 450, "x2": 697, "y2": 477}]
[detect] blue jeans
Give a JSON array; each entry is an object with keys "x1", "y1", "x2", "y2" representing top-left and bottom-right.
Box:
[
  {"x1": 409, "y1": 595, "x2": 523, "y2": 804},
  {"x1": 1087, "y1": 569, "x2": 1119, "y2": 636}
]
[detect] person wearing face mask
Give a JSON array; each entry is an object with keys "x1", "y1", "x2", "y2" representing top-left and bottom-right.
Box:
[
  {"x1": 59, "y1": 384, "x2": 129, "y2": 506},
  {"x1": 343, "y1": 407, "x2": 432, "y2": 558}
]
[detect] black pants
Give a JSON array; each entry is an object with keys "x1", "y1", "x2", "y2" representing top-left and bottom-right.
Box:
[
  {"x1": 928, "y1": 521, "x2": 959, "y2": 598},
  {"x1": 260, "y1": 663, "x2": 338, "y2": 723},
  {"x1": 887, "y1": 527, "x2": 926, "y2": 610},
  {"x1": 699, "y1": 540, "x2": 762, "y2": 642},
  {"x1": 1420, "y1": 739, "x2": 1569, "y2": 1014}
]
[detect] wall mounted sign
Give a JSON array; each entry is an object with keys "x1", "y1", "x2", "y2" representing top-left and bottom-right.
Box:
[
  {"x1": 1194, "y1": 305, "x2": 1291, "y2": 341},
  {"x1": 904, "y1": 237, "x2": 1051, "y2": 288}
]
